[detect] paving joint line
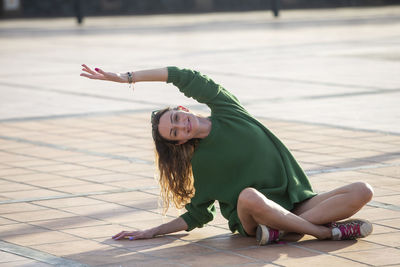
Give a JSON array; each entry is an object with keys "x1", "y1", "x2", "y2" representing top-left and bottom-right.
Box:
[
  {"x1": 0, "y1": 240, "x2": 89, "y2": 267},
  {"x1": 0, "y1": 186, "x2": 159, "y2": 205},
  {"x1": 367, "y1": 200, "x2": 400, "y2": 211},
  {"x1": 305, "y1": 162, "x2": 400, "y2": 176},
  {"x1": 256, "y1": 115, "x2": 400, "y2": 136},
  {"x1": 288, "y1": 242, "x2": 376, "y2": 266},
  {"x1": 209, "y1": 69, "x2": 399, "y2": 92},
  {"x1": 0, "y1": 134, "x2": 152, "y2": 165}
]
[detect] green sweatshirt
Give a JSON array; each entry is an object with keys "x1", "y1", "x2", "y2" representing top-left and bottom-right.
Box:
[{"x1": 167, "y1": 67, "x2": 316, "y2": 236}]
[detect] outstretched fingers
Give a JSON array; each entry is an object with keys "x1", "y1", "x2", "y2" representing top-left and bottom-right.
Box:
[
  {"x1": 80, "y1": 64, "x2": 107, "y2": 80},
  {"x1": 81, "y1": 64, "x2": 97, "y2": 75},
  {"x1": 112, "y1": 231, "x2": 137, "y2": 240}
]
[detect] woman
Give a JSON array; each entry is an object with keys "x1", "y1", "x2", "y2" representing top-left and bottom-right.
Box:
[{"x1": 80, "y1": 64, "x2": 374, "y2": 245}]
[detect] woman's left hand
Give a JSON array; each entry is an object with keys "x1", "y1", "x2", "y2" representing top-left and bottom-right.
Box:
[{"x1": 80, "y1": 64, "x2": 127, "y2": 83}]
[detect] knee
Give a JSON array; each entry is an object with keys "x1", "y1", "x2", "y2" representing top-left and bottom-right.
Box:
[
  {"x1": 238, "y1": 187, "x2": 264, "y2": 212},
  {"x1": 352, "y1": 182, "x2": 374, "y2": 204}
]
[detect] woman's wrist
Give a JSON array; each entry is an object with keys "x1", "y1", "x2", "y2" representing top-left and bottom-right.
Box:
[
  {"x1": 117, "y1": 72, "x2": 129, "y2": 83},
  {"x1": 149, "y1": 226, "x2": 160, "y2": 237}
]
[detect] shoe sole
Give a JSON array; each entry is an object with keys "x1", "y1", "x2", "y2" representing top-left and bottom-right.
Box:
[{"x1": 256, "y1": 224, "x2": 268, "y2": 245}]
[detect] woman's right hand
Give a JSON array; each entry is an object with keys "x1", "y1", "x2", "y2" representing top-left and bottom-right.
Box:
[
  {"x1": 80, "y1": 64, "x2": 128, "y2": 83},
  {"x1": 112, "y1": 229, "x2": 156, "y2": 241}
]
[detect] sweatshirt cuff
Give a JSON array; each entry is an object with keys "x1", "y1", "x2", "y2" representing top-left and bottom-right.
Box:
[
  {"x1": 180, "y1": 212, "x2": 198, "y2": 232},
  {"x1": 167, "y1": 66, "x2": 180, "y2": 84}
]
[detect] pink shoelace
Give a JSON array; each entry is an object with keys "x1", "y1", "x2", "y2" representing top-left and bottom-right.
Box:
[
  {"x1": 337, "y1": 222, "x2": 361, "y2": 239},
  {"x1": 268, "y1": 228, "x2": 280, "y2": 242}
]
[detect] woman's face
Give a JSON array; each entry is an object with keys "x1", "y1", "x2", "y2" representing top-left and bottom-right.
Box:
[{"x1": 158, "y1": 109, "x2": 199, "y2": 144}]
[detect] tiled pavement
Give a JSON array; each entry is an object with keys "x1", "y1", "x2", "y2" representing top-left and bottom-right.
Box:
[
  {"x1": 1, "y1": 5, "x2": 400, "y2": 267},
  {"x1": 1, "y1": 113, "x2": 400, "y2": 266}
]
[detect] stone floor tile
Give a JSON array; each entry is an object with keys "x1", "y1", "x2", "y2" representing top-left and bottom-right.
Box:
[
  {"x1": 94, "y1": 235, "x2": 178, "y2": 250},
  {"x1": 0, "y1": 202, "x2": 45, "y2": 214},
  {"x1": 122, "y1": 217, "x2": 174, "y2": 230},
  {"x1": 354, "y1": 207, "x2": 400, "y2": 222},
  {"x1": 363, "y1": 232, "x2": 400, "y2": 248},
  {"x1": 308, "y1": 179, "x2": 348, "y2": 193},
  {"x1": 98, "y1": 210, "x2": 164, "y2": 224},
  {"x1": 33, "y1": 196, "x2": 108, "y2": 209},
  {"x1": 364, "y1": 186, "x2": 398, "y2": 197},
  {"x1": 195, "y1": 235, "x2": 257, "y2": 250},
  {"x1": 370, "y1": 223, "x2": 400, "y2": 235},
  {"x1": 375, "y1": 218, "x2": 400, "y2": 229},
  {"x1": 26, "y1": 177, "x2": 89, "y2": 188},
  {"x1": 2, "y1": 173, "x2": 65, "y2": 183},
  {"x1": 95, "y1": 258, "x2": 188, "y2": 267},
  {"x1": 0, "y1": 251, "x2": 29, "y2": 263},
  {"x1": 61, "y1": 203, "x2": 135, "y2": 217},
  {"x1": 360, "y1": 166, "x2": 400, "y2": 179},
  {"x1": 0, "y1": 168, "x2": 34, "y2": 177},
  {"x1": 138, "y1": 239, "x2": 216, "y2": 259},
  {"x1": 0, "y1": 189, "x2": 65, "y2": 200},
  {"x1": 0, "y1": 223, "x2": 47, "y2": 238},
  {"x1": 296, "y1": 239, "x2": 385, "y2": 254},
  {"x1": 62, "y1": 224, "x2": 122, "y2": 239},
  {"x1": 2, "y1": 209, "x2": 74, "y2": 222},
  {"x1": 31, "y1": 239, "x2": 110, "y2": 256},
  {"x1": 174, "y1": 251, "x2": 258, "y2": 267},
  {"x1": 378, "y1": 185, "x2": 400, "y2": 194},
  {"x1": 273, "y1": 253, "x2": 368, "y2": 267},
  {"x1": 80, "y1": 173, "x2": 136, "y2": 183},
  {"x1": 2, "y1": 230, "x2": 80, "y2": 246},
  {"x1": 175, "y1": 226, "x2": 233, "y2": 242},
  {"x1": 57, "y1": 168, "x2": 115, "y2": 178},
  {"x1": 0, "y1": 259, "x2": 53, "y2": 267},
  {"x1": 0, "y1": 182, "x2": 38, "y2": 193},
  {"x1": 0, "y1": 217, "x2": 18, "y2": 225},
  {"x1": 53, "y1": 183, "x2": 119, "y2": 194},
  {"x1": 104, "y1": 178, "x2": 158, "y2": 189},
  {"x1": 25, "y1": 163, "x2": 87, "y2": 173},
  {"x1": 116, "y1": 198, "x2": 159, "y2": 210},
  {"x1": 91, "y1": 191, "x2": 158, "y2": 203},
  {"x1": 337, "y1": 247, "x2": 400, "y2": 266},
  {"x1": 29, "y1": 216, "x2": 107, "y2": 230},
  {"x1": 67, "y1": 248, "x2": 151, "y2": 266},
  {"x1": 374, "y1": 194, "x2": 400, "y2": 206},
  {"x1": 235, "y1": 244, "x2": 320, "y2": 263}
]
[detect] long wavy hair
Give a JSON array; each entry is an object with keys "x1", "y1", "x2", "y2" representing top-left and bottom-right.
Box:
[{"x1": 151, "y1": 107, "x2": 199, "y2": 213}]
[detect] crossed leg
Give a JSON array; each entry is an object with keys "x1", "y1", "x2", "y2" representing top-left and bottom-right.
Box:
[{"x1": 237, "y1": 182, "x2": 373, "y2": 239}]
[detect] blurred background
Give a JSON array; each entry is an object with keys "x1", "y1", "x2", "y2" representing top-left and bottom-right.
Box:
[{"x1": 1, "y1": 0, "x2": 399, "y2": 20}]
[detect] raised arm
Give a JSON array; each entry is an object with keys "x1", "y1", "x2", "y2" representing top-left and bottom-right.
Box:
[
  {"x1": 80, "y1": 64, "x2": 168, "y2": 83},
  {"x1": 112, "y1": 217, "x2": 188, "y2": 241}
]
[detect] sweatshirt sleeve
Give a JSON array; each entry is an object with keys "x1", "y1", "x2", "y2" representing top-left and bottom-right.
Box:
[
  {"x1": 167, "y1": 66, "x2": 221, "y2": 104},
  {"x1": 180, "y1": 198, "x2": 216, "y2": 231}
]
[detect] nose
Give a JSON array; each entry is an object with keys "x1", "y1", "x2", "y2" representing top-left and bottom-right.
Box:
[
  {"x1": 175, "y1": 117, "x2": 187, "y2": 130},
  {"x1": 176, "y1": 121, "x2": 186, "y2": 130}
]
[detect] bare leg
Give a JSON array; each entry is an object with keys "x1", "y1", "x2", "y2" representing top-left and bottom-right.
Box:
[
  {"x1": 237, "y1": 188, "x2": 331, "y2": 239},
  {"x1": 292, "y1": 182, "x2": 374, "y2": 225}
]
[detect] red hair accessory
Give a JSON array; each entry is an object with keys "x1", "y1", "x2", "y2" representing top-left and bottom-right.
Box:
[{"x1": 177, "y1": 105, "x2": 189, "y2": 112}]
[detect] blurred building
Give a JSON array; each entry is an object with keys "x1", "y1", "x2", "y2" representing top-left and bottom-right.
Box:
[{"x1": 1, "y1": 0, "x2": 398, "y2": 19}]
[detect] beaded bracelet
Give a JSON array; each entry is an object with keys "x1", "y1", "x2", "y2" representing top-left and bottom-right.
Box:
[{"x1": 127, "y1": 72, "x2": 134, "y2": 91}]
